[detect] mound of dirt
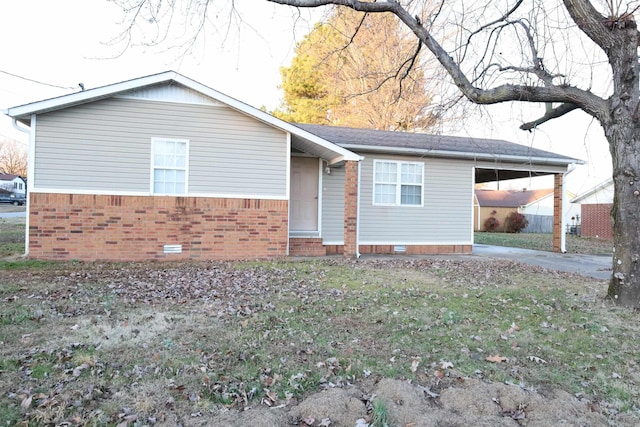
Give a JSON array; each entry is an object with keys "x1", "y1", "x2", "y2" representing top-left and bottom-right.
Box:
[{"x1": 198, "y1": 377, "x2": 615, "y2": 427}]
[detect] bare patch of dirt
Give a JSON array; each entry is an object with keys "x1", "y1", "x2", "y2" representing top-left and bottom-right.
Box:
[{"x1": 201, "y1": 378, "x2": 612, "y2": 426}]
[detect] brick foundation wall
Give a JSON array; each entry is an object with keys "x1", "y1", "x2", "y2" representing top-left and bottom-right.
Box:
[
  {"x1": 581, "y1": 203, "x2": 613, "y2": 239},
  {"x1": 325, "y1": 245, "x2": 344, "y2": 255},
  {"x1": 289, "y1": 238, "x2": 326, "y2": 256},
  {"x1": 326, "y1": 244, "x2": 472, "y2": 255},
  {"x1": 359, "y1": 244, "x2": 472, "y2": 255},
  {"x1": 28, "y1": 193, "x2": 289, "y2": 261}
]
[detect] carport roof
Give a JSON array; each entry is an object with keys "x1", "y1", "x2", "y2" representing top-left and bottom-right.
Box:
[
  {"x1": 295, "y1": 123, "x2": 583, "y2": 183},
  {"x1": 295, "y1": 123, "x2": 581, "y2": 167}
]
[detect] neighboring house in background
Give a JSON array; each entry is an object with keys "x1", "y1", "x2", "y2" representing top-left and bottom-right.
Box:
[
  {"x1": 0, "y1": 173, "x2": 26, "y2": 196},
  {"x1": 3, "y1": 71, "x2": 581, "y2": 261},
  {"x1": 474, "y1": 189, "x2": 579, "y2": 232},
  {"x1": 571, "y1": 178, "x2": 614, "y2": 239}
]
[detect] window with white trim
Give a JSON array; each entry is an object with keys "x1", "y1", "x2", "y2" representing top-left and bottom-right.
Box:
[
  {"x1": 152, "y1": 138, "x2": 188, "y2": 195},
  {"x1": 373, "y1": 160, "x2": 423, "y2": 206}
]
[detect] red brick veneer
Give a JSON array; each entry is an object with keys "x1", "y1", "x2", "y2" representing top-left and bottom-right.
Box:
[
  {"x1": 581, "y1": 203, "x2": 613, "y2": 239},
  {"x1": 28, "y1": 193, "x2": 288, "y2": 261},
  {"x1": 359, "y1": 244, "x2": 472, "y2": 255},
  {"x1": 326, "y1": 244, "x2": 472, "y2": 255},
  {"x1": 289, "y1": 238, "x2": 326, "y2": 256}
]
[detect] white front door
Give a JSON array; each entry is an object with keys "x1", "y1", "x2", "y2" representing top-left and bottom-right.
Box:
[{"x1": 290, "y1": 157, "x2": 319, "y2": 232}]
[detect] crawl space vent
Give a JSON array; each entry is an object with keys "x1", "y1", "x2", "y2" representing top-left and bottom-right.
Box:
[
  {"x1": 394, "y1": 245, "x2": 407, "y2": 253},
  {"x1": 163, "y1": 244, "x2": 183, "y2": 254}
]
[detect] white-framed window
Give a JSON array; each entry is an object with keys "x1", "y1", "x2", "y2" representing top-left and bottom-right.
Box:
[
  {"x1": 151, "y1": 138, "x2": 189, "y2": 195},
  {"x1": 373, "y1": 160, "x2": 423, "y2": 206}
]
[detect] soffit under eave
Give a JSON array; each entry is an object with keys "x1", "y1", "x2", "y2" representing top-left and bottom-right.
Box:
[
  {"x1": 474, "y1": 160, "x2": 571, "y2": 174},
  {"x1": 476, "y1": 169, "x2": 552, "y2": 183},
  {"x1": 290, "y1": 134, "x2": 358, "y2": 165}
]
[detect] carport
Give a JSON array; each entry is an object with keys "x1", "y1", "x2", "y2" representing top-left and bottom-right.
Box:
[{"x1": 475, "y1": 156, "x2": 583, "y2": 252}]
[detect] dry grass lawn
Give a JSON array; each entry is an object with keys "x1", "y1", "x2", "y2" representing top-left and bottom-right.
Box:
[
  {"x1": 474, "y1": 232, "x2": 613, "y2": 255},
  {"x1": 1, "y1": 257, "x2": 639, "y2": 426}
]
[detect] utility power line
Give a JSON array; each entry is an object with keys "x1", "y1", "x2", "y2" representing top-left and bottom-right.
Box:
[{"x1": 0, "y1": 69, "x2": 76, "y2": 90}]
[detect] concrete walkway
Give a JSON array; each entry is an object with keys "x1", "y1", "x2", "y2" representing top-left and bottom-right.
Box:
[
  {"x1": 472, "y1": 244, "x2": 612, "y2": 280},
  {"x1": 0, "y1": 211, "x2": 26, "y2": 219},
  {"x1": 0, "y1": 206, "x2": 26, "y2": 219}
]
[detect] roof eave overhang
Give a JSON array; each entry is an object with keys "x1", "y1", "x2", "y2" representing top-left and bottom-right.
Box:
[
  {"x1": 283, "y1": 131, "x2": 363, "y2": 165},
  {"x1": 5, "y1": 71, "x2": 183, "y2": 122},
  {"x1": 338, "y1": 144, "x2": 584, "y2": 168}
]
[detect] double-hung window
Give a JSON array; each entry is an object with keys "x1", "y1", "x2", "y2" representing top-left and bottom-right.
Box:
[
  {"x1": 151, "y1": 138, "x2": 188, "y2": 195},
  {"x1": 373, "y1": 160, "x2": 423, "y2": 206}
]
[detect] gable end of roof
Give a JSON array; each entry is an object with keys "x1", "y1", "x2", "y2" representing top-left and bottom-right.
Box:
[{"x1": 3, "y1": 71, "x2": 362, "y2": 163}]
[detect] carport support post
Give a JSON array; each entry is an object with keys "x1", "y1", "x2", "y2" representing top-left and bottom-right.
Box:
[
  {"x1": 344, "y1": 160, "x2": 359, "y2": 258},
  {"x1": 553, "y1": 173, "x2": 563, "y2": 253}
]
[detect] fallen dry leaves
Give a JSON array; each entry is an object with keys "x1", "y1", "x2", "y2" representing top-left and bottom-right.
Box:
[{"x1": 0, "y1": 257, "x2": 631, "y2": 426}]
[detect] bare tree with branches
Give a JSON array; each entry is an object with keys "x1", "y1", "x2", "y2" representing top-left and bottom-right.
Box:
[
  {"x1": 0, "y1": 139, "x2": 27, "y2": 177},
  {"x1": 272, "y1": 0, "x2": 640, "y2": 308},
  {"x1": 114, "y1": 0, "x2": 640, "y2": 307}
]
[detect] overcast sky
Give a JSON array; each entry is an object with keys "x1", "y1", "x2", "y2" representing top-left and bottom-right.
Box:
[
  {"x1": 0, "y1": 0, "x2": 613, "y2": 194},
  {"x1": 0, "y1": 1, "x2": 319, "y2": 134}
]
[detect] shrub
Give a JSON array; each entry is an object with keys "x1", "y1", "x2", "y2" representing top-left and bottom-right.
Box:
[
  {"x1": 504, "y1": 211, "x2": 529, "y2": 233},
  {"x1": 483, "y1": 216, "x2": 500, "y2": 232}
]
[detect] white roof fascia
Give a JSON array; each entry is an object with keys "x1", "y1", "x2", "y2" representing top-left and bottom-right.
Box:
[
  {"x1": 337, "y1": 144, "x2": 583, "y2": 167},
  {"x1": 4, "y1": 71, "x2": 361, "y2": 163},
  {"x1": 571, "y1": 178, "x2": 614, "y2": 203},
  {"x1": 5, "y1": 71, "x2": 181, "y2": 120}
]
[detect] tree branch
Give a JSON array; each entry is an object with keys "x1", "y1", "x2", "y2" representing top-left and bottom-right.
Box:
[
  {"x1": 460, "y1": 0, "x2": 525, "y2": 63},
  {"x1": 268, "y1": 0, "x2": 610, "y2": 124},
  {"x1": 512, "y1": 19, "x2": 560, "y2": 85},
  {"x1": 519, "y1": 103, "x2": 580, "y2": 131},
  {"x1": 496, "y1": 64, "x2": 565, "y2": 82},
  {"x1": 348, "y1": 12, "x2": 368, "y2": 45},
  {"x1": 395, "y1": 39, "x2": 422, "y2": 101},
  {"x1": 342, "y1": 38, "x2": 421, "y2": 102},
  {"x1": 268, "y1": 0, "x2": 398, "y2": 13},
  {"x1": 563, "y1": 0, "x2": 615, "y2": 50}
]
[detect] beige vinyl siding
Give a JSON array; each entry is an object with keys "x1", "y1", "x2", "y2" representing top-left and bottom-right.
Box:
[
  {"x1": 359, "y1": 154, "x2": 473, "y2": 243},
  {"x1": 34, "y1": 97, "x2": 287, "y2": 196},
  {"x1": 321, "y1": 166, "x2": 345, "y2": 243}
]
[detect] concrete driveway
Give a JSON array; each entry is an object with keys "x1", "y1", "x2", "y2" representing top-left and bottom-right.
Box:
[{"x1": 473, "y1": 244, "x2": 612, "y2": 280}]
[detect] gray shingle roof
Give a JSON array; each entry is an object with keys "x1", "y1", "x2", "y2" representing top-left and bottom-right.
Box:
[
  {"x1": 294, "y1": 123, "x2": 580, "y2": 165},
  {"x1": 0, "y1": 173, "x2": 21, "y2": 181}
]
